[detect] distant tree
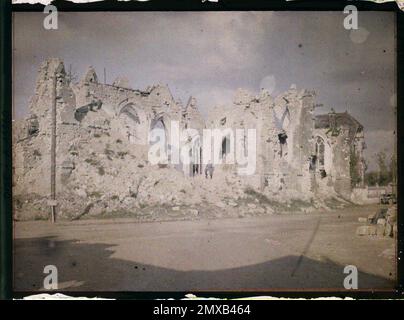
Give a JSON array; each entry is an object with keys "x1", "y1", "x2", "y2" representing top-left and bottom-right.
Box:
[
  {"x1": 376, "y1": 151, "x2": 392, "y2": 186},
  {"x1": 376, "y1": 152, "x2": 391, "y2": 186},
  {"x1": 364, "y1": 152, "x2": 394, "y2": 187},
  {"x1": 364, "y1": 171, "x2": 378, "y2": 186}
]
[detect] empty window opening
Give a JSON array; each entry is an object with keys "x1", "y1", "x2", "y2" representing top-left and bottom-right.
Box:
[
  {"x1": 315, "y1": 136, "x2": 325, "y2": 167},
  {"x1": 221, "y1": 135, "x2": 230, "y2": 159},
  {"x1": 149, "y1": 118, "x2": 168, "y2": 157},
  {"x1": 243, "y1": 134, "x2": 248, "y2": 157},
  {"x1": 120, "y1": 105, "x2": 140, "y2": 124},
  {"x1": 264, "y1": 176, "x2": 270, "y2": 187},
  {"x1": 278, "y1": 131, "x2": 288, "y2": 144},
  {"x1": 27, "y1": 116, "x2": 39, "y2": 136},
  {"x1": 278, "y1": 130, "x2": 288, "y2": 157},
  {"x1": 309, "y1": 155, "x2": 317, "y2": 171}
]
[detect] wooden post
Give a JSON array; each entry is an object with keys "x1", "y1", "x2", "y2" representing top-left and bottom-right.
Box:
[{"x1": 50, "y1": 75, "x2": 57, "y2": 223}]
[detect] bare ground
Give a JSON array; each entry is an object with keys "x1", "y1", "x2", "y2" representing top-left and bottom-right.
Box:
[{"x1": 13, "y1": 203, "x2": 396, "y2": 292}]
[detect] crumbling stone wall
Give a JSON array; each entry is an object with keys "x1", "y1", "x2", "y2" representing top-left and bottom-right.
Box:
[
  {"x1": 12, "y1": 58, "x2": 366, "y2": 219},
  {"x1": 314, "y1": 110, "x2": 366, "y2": 199},
  {"x1": 13, "y1": 59, "x2": 208, "y2": 219},
  {"x1": 207, "y1": 86, "x2": 319, "y2": 200}
]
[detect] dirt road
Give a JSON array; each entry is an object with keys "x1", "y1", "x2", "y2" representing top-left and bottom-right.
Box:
[{"x1": 14, "y1": 204, "x2": 396, "y2": 292}]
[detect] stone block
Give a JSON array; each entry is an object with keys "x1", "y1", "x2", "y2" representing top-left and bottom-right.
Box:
[
  {"x1": 367, "y1": 214, "x2": 375, "y2": 223},
  {"x1": 227, "y1": 201, "x2": 238, "y2": 207},
  {"x1": 215, "y1": 202, "x2": 226, "y2": 208},
  {"x1": 387, "y1": 215, "x2": 396, "y2": 224},
  {"x1": 356, "y1": 225, "x2": 368, "y2": 236},
  {"x1": 376, "y1": 224, "x2": 385, "y2": 237},
  {"x1": 367, "y1": 225, "x2": 377, "y2": 236},
  {"x1": 357, "y1": 225, "x2": 377, "y2": 236},
  {"x1": 384, "y1": 223, "x2": 393, "y2": 237}
]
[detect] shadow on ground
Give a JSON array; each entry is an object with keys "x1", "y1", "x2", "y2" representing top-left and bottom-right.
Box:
[{"x1": 14, "y1": 236, "x2": 394, "y2": 292}]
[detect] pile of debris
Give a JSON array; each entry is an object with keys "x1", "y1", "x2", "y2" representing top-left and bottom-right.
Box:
[{"x1": 356, "y1": 205, "x2": 397, "y2": 238}]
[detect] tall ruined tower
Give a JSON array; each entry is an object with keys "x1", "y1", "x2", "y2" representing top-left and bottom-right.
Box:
[{"x1": 13, "y1": 58, "x2": 73, "y2": 198}]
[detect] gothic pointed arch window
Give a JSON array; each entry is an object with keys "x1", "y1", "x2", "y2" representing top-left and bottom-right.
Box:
[
  {"x1": 221, "y1": 135, "x2": 230, "y2": 159},
  {"x1": 190, "y1": 137, "x2": 202, "y2": 176},
  {"x1": 149, "y1": 117, "x2": 168, "y2": 155},
  {"x1": 119, "y1": 104, "x2": 140, "y2": 124},
  {"x1": 118, "y1": 103, "x2": 142, "y2": 144},
  {"x1": 315, "y1": 136, "x2": 325, "y2": 167}
]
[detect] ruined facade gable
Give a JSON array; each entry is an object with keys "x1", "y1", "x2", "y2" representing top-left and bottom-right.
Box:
[{"x1": 12, "y1": 58, "x2": 367, "y2": 220}]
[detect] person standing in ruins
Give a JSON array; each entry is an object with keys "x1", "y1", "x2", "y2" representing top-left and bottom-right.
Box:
[{"x1": 205, "y1": 162, "x2": 214, "y2": 179}]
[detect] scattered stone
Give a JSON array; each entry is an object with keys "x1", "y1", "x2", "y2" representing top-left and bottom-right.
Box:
[
  {"x1": 386, "y1": 206, "x2": 397, "y2": 224},
  {"x1": 189, "y1": 209, "x2": 199, "y2": 216},
  {"x1": 356, "y1": 225, "x2": 368, "y2": 236},
  {"x1": 75, "y1": 188, "x2": 87, "y2": 198},
  {"x1": 393, "y1": 223, "x2": 397, "y2": 238},
  {"x1": 367, "y1": 214, "x2": 375, "y2": 224},
  {"x1": 387, "y1": 205, "x2": 397, "y2": 217},
  {"x1": 376, "y1": 224, "x2": 385, "y2": 237},
  {"x1": 356, "y1": 225, "x2": 377, "y2": 236},
  {"x1": 215, "y1": 212, "x2": 223, "y2": 218},
  {"x1": 367, "y1": 225, "x2": 377, "y2": 236},
  {"x1": 358, "y1": 217, "x2": 367, "y2": 223},
  {"x1": 265, "y1": 238, "x2": 281, "y2": 246},
  {"x1": 377, "y1": 218, "x2": 386, "y2": 226},
  {"x1": 13, "y1": 58, "x2": 369, "y2": 221},
  {"x1": 215, "y1": 202, "x2": 226, "y2": 208},
  {"x1": 384, "y1": 223, "x2": 393, "y2": 237}
]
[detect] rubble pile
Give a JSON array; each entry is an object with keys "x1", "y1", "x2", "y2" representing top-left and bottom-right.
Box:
[
  {"x1": 356, "y1": 205, "x2": 397, "y2": 238},
  {"x1": 13, "y1": 58, "x2": 366, "y2": 221}
]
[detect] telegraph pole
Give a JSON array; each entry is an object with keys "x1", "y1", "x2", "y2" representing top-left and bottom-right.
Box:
[{"x1": 50, "y1": 74, "x2": 57, "y2": 223}]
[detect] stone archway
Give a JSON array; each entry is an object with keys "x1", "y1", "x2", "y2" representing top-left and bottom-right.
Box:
[
  {"x1": 221, "y1": 135, "x2": 230, "y2": 160},
  {"x1": 315, "y1": 136, "x2": 325, "y2": 168},
  {"x1": 314, "y1": 135, "x2": 333, "y2": 181},
  {"x1": 118, "y1": 103, "x2": 148, "y2": 145},
  {"x1": 149, "y1": 117, "x2": 169, "y2": 164}
]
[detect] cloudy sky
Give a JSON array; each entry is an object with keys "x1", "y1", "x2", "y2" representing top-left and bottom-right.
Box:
[{"x1": 13, "y1": 11, "x2": 396, "y2": 170}]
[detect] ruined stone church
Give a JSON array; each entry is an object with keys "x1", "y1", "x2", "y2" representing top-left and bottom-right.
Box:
[{"x1": 13, "y1": 59, "x2": 366, "y2": 219}]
